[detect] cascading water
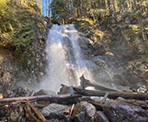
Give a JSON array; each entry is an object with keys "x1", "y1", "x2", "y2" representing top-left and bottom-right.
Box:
[
  {"x1": 40, "y1": 24, "x2": 92, "y2": 92},
  {"x1": 40, "y1": 24, "x2": 130, "y2": 92}
]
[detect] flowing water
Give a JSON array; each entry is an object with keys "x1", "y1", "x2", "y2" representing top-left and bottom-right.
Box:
[
  {"x1": 40, "y1": 24, "x2": 92, "y2": 92},
  {"x1": 40, "y1": 24, "x2": 129, "y2": 92}
]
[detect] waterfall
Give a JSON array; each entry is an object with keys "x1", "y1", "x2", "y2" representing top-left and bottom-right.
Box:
[
  {"x1": 40, "y1": 24, "x2": 92, "y2": 92},
  {"x1": 38, "y1": 24, "x2": 131, "y2": 92}
]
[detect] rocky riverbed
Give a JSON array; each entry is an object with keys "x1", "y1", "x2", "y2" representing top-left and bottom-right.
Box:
[{"x1": 0, "y1": 82, "x2": 148, "y2": 122}]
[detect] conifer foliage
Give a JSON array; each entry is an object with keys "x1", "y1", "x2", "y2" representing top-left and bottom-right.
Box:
[
  {"x1": 51, "y1": 0, "x2": 148, "y2": 54},
  {"x1": 0, "y1": 0, "x2": 41, "y2": 62}
]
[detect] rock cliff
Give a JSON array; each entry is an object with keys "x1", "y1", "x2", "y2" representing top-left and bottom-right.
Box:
[{"x1": 0, "y1": 16, "x2": 52, "y2": 91}]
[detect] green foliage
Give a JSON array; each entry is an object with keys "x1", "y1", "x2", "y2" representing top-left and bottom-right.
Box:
[
  {"x1": 51, "y1": 0, "x2": 73, "y2": 24},
  {"x1": 0, "y1": 0, "x2": 41, "y2": 65},
  {"x1": 49, "y1": 0, "x2": 148, "y2": 54}
]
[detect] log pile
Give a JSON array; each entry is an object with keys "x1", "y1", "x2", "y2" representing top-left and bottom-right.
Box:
[{"x1": 0, "y1": 75, "x2": 148, "y2": 122}]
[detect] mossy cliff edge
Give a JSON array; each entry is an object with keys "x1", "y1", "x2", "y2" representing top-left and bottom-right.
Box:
[{"x1": 0, "y1": 0, "x2": 52, "y2": 89}]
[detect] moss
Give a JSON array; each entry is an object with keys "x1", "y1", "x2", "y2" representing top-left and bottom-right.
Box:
[{"x1": 0, "y1": 0, "x2": 42, "y2": 66}]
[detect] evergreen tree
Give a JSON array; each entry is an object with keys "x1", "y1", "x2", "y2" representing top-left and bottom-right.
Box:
[{"x1": 50, "y1": 0, "x2": 148, "y2": 54}]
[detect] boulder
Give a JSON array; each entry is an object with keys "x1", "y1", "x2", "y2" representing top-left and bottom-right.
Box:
[
  {"x1": 41, "y1": 103, "x2": 69, "y2": 120},
  {"x1": 103, "y1": 100, "x2": 148, "y2": 122},
  {"x1": 72, "y1": 101, "x2": 96, "y2": 122},
  {"x1": 58, "y1": 84, "x2": 76, "y2": 95}
]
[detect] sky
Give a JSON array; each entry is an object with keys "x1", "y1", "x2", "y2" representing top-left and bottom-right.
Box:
[{"x1": 41, "y1": 0, "x2": 52, "y2": 16}]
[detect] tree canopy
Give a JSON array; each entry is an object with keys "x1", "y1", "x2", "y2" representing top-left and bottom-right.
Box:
[{"x1": 50, "y1": 0, "x2": 148, "y2": 54}]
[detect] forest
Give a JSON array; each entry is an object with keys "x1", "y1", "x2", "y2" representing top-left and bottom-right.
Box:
[
  {"x1": 0, "y1": 0, "x2": 148, "y2": 122},
  {"x1": 51, "y1": 0, "x2": 148, "y2": 55},
  {"x1": 49, "y1": 1, "x2": 148, "y2": 85},
  {"x1": 1, "y1": 0, "x2": 148, "y2": 61},
  {"x1": 0, "y1": 0, "x2": 148, "y2": 79}
]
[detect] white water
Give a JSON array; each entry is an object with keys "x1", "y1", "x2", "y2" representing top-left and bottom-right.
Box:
[{"x1": 40, "y1": 24, "x2": 92, "y2": 92}]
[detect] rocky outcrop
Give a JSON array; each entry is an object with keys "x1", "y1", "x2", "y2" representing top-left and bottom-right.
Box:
[
  {"x1": 41, "y1": 103, "x2": 69, "y2": 120},
  {"x1": 0, "y1": 15, "x2": 52, "y2": 90},
  {"x1": 26, "y1": 16, "x2": 52, "y2": 85},
  {"x1": 74, "y1": 22, "x2": 148, "y2": 91},
  {"x1": 1, "y1": 85, "x2": 148, "y2": 122}
]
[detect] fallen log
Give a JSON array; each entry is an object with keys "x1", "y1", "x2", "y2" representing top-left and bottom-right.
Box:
[
  {"x1": 0, "y1": 94, "x2": 81, "y2": 104},
  {"x1": 73, "y1": 87, "x2": 148, "y2": 100},
  {"x1": 80, "y1": 74, "x2": 122, "y2": 92}
]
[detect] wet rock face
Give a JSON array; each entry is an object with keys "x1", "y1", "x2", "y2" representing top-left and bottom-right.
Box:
[
  {"x1": 72, "y1": 101, "x2": 96, "y2": 122},
  {"x1": 77, "y1": 37, "x2": 94, "y2": 58},
  {"x1": 21, "y1": 17, "x2": 52, "y2": 86},
  {"x1": 103, "y1": 100, "x2": 148, "y2": 122},
  {"x1": 41, "y1": 103, "x2": 69, "y2": 120},
  {"x1": 0, "y1": 17, "x2": 52, "y2": 90}
]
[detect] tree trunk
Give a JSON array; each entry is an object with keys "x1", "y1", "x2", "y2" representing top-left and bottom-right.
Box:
[{"x1": 48, "y1": 0, "x2": 50, "y2": 17}]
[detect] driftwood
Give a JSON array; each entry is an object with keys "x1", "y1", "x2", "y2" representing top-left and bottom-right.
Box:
[
  {"x1": 25, "y1": 112, "x2": 40, "y2": 122},
  {"x1": 101, "y1": 92, "x2": 109, "y2": 104},
  {"x1": 24, "y1": 104, "x2": 40, "y2": 122},
  {"x1": 0, "y1": 94, "x2": 81, "y2": 104},
  {"x1": 73, "y1": 87, "x2": 148, "y2": 100},
  {"x1": 68, "y1": 104, "x2": 75, "y2": 122},
  {"x1": 80, "y1": 74, "x2": 122, "y2": 92},
  {"x1": 27, "y1": 102, "x2": 48, "y2": 122}
]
